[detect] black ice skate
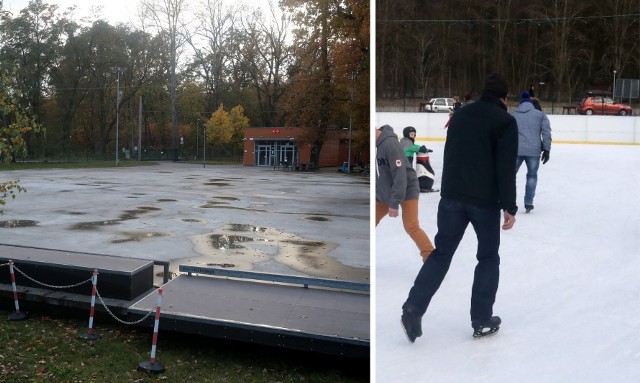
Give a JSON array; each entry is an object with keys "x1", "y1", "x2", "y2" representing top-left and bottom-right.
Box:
[
  {"x1": 472, "y1": 316, "x2": 501, "y2": 338},
  {"x1": 525, "y1": 204, "x2": 534, "y2": 213},
  {"x1": 401, "y1": 306, "x2": 422, "y2": 343}
]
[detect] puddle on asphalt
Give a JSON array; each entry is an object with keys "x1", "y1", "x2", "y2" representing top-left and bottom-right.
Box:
[
  {"x1": 212, "y1": 196, "x2": 238, "y2": 201},
  {"x1": 197, "y1": 205, "x2": 268, "y2": 213},
  {"x1": 182, "y1": 223, "x2": 369, "y2": 282},
  {"x1": 227, "y1": 224, "x2": 267, "y2": 232},
  {"x1": 0, "y1": 220, "x2": 39, "y2": 228},
  {"x1": 72, "y1": 206, "x2": 162, "y2": 229},
  {"x1": 54, "y1": 210, "x2": 88, "y2": 216},
  {"x1": 199, "y1": 202, "x2": 229, "y2": 208},
  {"x1": 70, "y1": 220, "x2": 122, "y2": 230},
  {"x1": 209, "y1": 234, "x2": 271, "y2": 249},
  {"x1": 303, "y1": 216, "x2": 331, "y2": 222},
  {"x1": 111, "y1": 231, "x2": 169, "y2": 244},
  {"x1": 119, "y1": 207, "x2": 162, "y2": 220}
]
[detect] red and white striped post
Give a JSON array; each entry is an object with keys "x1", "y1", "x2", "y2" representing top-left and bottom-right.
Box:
[
  {"x1": 138, "y1": 288, "x2": 165, "y2": 373},
  {"x1": 78, "y1": 269, "x2": 101, "y2": 340},
  {"x1": 8, "y1": 260, "x2": 28, "y2": 321}
]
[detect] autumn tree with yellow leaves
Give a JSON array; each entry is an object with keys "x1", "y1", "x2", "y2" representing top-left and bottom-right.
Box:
[{"x1": 205, "y1": 104, "x2": 250, "y2": 151}]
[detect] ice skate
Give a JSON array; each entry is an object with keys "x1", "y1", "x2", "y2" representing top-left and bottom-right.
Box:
[
  {"x1": 472, "y1": 316, "x2": 501, "y2": 338},
  {"x1": 401, "y1": 306, "x2": 422, "y2": 343}
]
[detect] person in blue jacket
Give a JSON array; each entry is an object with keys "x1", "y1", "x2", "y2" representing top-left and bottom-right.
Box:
[{"x1": 512, "y1": 91, "x2": 552, "y2": 213}]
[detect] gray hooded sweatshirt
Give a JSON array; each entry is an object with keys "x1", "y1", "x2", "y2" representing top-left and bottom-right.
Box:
[{"x1": 376, "y1": 125, "x2": 420, "y2": 209}]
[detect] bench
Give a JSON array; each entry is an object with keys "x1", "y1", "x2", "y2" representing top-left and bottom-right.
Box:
[
  {"x1": 178, "y1": 265, "x2": 369, "y2": 292},
  {"x1": 273, "y1": 161, "x2": 292, "y2": 171},
  {"x1": 562, "y1": 105, "x2": 577, "y2": 114}
]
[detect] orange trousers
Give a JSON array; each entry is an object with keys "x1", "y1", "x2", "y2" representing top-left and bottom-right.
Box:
[{"x1": 376, "y1": 199, "x2": 434, "y2": 261}]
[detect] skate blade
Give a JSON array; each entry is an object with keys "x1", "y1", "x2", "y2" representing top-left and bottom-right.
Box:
[
  {"x1": 400, "y1": 317, "x2": 416, "y2": 344},
  {"x1": 473, "y1": 327, "x2": 499, "y2": 338}
]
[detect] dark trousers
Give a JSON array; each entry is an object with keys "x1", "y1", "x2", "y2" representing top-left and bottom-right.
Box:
[{"x1": 403, "y1": 197, "x2": 501, "y2": 323}]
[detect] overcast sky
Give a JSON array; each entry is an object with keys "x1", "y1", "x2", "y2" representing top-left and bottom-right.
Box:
[
  {"x1": 4, "y1": 0, "x2": 138, "y2": 24},
  {"x1": 3, "y1": 0, "x2": 277, "y2": 26}
]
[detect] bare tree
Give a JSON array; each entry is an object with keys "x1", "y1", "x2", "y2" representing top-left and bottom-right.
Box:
[
  {"x1": 238, "y1": 2, "x2": 291, "y2": 127},
  {"x1": 139, "y1": 0, "x2": 190, "y2": 161},
  {"x1": 187, "y1": 0, "x2": 237, "y2": 115}
]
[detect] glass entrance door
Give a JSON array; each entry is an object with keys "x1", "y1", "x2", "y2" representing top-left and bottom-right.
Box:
[
  {"x1": 254, "y1": 140, "x2": 298, "y2": 167},
  {"x1": 255, "y1": 144, "x2": 272, "y2": 166}
]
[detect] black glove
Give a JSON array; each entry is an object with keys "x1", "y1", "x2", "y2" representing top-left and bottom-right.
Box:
[
  {"x1": 541, "y1": 150, "x2": 550, "y2": 164},
  {"x1": 419, "y1": 145, "x2": 433, "y2": 154}
]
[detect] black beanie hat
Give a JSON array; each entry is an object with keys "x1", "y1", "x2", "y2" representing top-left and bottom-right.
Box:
[{"x1": 481, "y1": 73, "x2": 508, "y2": 99}]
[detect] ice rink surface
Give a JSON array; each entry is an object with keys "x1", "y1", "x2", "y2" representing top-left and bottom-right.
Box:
[{"x1": 376, "y1": 141, "x2": 640, "y2": 382}]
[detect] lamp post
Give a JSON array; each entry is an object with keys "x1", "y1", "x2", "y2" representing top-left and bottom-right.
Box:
[
  {"x1": 613, "y1": 70, "x2": 617, "y2": 102},
  {"x1": 347, "y1": 71, "x2": 356, "y2": 174},
  {"x1": 110, "y1": 67, "x2": 127, "y2": 166}
]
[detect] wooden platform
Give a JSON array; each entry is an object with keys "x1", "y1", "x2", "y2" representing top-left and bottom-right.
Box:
[
  {"x1": 0, "y1": 243, "x2": 154, "y2": 300},
  {"x1": 128, "y1": 274, "x2": 370, "y2": 358}
]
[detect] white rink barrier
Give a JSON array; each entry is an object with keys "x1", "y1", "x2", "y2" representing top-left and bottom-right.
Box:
[{"x1": 376, "y1": 112, "x2": 640, "y2": 145}]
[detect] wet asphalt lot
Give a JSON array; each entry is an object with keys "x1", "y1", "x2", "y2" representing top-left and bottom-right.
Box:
[{"x1": 0, "y1": 162, "x2": 370, "y2": 283}]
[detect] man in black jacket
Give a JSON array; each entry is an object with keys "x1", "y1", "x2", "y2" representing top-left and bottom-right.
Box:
[{"x1": 401, "y1": 73, "x2": 518, "y2": 342}]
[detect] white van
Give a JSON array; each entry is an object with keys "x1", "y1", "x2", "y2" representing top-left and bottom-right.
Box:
[{"x1": 424, "y1": 97, "x2": 455, "y2": 113}]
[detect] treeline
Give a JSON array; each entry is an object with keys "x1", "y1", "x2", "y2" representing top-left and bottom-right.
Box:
[
  {"x1": 0, "y1": 0, "x2": 369, "y2": 163},
  {"x1": 376, "y1": 0, "x2": 639, "y2": 104}
]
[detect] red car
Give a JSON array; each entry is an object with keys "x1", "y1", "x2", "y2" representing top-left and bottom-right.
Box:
[{"x1": 577, "y1": 96, "x2": 632, "y2": 116}]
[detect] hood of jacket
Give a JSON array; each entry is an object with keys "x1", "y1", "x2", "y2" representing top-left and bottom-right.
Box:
[
  {"x1": 514, "y1": 101, "x2": 536, "y2": 113},
  {"x1": 377, "y1": 125, "x2": 398, "y2": 147}
]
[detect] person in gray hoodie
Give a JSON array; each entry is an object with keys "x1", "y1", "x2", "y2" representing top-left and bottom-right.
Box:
[
  {"x1": 375, "y1": 125, "x2": 434, "y2": 262},
  {"x1": 512, "y1": 91, "x2": 552, "y2": 213}
]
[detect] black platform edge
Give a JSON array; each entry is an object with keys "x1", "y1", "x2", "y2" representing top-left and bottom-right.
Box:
[
  {"x1": 0, "y1": 283, "x2": 155, "y2": 318},
  {"x1": 0, "y1": 242, "x2": 157, "y2": 274},
  {"x1": 0, "y1": 244, "x2": 155, "y2": 300},
  {"x1": 126, "y1": 308, "x2": 370, "y2": 359}
]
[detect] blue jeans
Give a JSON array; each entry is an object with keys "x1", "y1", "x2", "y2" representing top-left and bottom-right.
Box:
[
  {"x1": 516, "y1": 156, "x2": 540, "y2": 206},
  {"x1": 403, "y1": 197, "x2": 501, "y2": 324}
]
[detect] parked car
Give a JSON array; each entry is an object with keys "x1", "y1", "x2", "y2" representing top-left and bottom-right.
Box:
[
  {"x1": 424, "y1": 97, "x2": 455, "y2": 113},
  {"x1": 577, "y1": 96, "x2": 632, "y2": 116}
]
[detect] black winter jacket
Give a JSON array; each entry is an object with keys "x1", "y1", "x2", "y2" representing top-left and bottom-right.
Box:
[{"x1": 441, "y1": 96, "x2": 518, "y2": 212}]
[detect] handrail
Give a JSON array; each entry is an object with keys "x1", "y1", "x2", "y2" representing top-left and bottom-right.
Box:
[{"x1": 178, "y1": 265, "x2": 369, "y2": 292}]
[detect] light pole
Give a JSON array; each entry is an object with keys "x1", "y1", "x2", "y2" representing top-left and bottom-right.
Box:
[
  {"x1": 110, "y1": 67, "x2": 127, "y2": 166},
  {"x1": 613, "y1": 70, "x2": 617, "y2": 102},
  {"x1": 347, "y1": 70, "x2": 355, "y2": 174}
]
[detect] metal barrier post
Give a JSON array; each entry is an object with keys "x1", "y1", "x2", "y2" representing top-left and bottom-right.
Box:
[
  {"x1": 8, "y1": 260, "x2": 28, "y2": 321},
  {"x1": 138, "y1": 288, "x2": 165, "y2": 373},
  {"x1": 78, "y1": 269, "x2": 101, "y2": 340}
]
